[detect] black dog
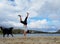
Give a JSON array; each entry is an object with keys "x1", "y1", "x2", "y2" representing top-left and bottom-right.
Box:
[{"x1": 0, "y1": 27, "x2": 13, "y2": 37}]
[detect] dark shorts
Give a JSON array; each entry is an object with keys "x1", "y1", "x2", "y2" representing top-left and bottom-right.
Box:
[
  {"x1": 20, "y1": 17, "x2": 27, "y2": 25},
  {"x1": 21, "y1": 21, "x2": 27, "y2": 25}
]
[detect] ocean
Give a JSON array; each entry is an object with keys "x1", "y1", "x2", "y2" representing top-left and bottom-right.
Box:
[{"x1": 0, "y1": 34, "x2": 60, "y2": 37}]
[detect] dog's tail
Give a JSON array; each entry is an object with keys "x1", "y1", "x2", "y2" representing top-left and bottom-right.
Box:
[{"x1": 0, "y1": 27, "x2": 3, "y2": 30}]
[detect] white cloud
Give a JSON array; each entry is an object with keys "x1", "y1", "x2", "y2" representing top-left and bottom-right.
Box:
[
  {"x1": 48, "y1": 13, "x2": 60, "y2": 20},
  {"x1": 0, "y1": 0, "x2": 60, "y2": 32},
  {"x1": 28, "y1": 0, "x2": 46, "y2": 11},
  {"x1": 28, "y1": 0, "x2": 46, "y2": 18},
  {"x1": 0, "y1": 21, "x2": 23, "y2": 28},
  {"x1": 51, "y1": 20, "x2": 60, "y2": 29},
  {"x1": 28, "y1": 19, "x2": 48, "y2": 28},
  {"x1": 39, "y1": 0, "x2": 60, "y2": 18}
]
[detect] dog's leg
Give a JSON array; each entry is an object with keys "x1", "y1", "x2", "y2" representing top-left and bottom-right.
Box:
[
  {"x1": 3, "y1": 34, "x2": 5, "y2": 37},
  {"x1": 11, "y1": 33, "x2": 13, "y2": 37},
  {"x1": 7, "y1": 34, "x2": 9, "y2": 37}
]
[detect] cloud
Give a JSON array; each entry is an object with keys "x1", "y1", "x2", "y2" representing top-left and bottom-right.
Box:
[
  {"x1": 27, "y1": 0, "x2": 46, "y2": 18},
  {"x1": 39, "y1": 0, "x2": 60, "y2": 20},
  {"x1": 51, "y1": 20, "x2": 60, "y2": 29},
  {"x1": 0, "y1": 0, "x2": 60, "y2": 32},
  {"x1": 0, "y1": 21, "x2": 23, "y2": 28},
  {"x1": 28, "y1": 19, "x2": 48, "y2": 28}
]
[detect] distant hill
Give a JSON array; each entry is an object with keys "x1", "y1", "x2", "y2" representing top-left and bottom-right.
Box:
[{"x1": 56, "y1": 30, "x2": 60, "y2": 33}]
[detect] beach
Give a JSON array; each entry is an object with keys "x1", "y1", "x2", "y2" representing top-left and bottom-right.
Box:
[{"x1": 0, "y1": 36, "x2": 60, "y2": 44}]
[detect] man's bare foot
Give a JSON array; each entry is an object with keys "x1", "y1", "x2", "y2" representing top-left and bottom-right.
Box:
[
  {"x1": 27, "y1": 12, "x2": 29, "y2": 15},
  {"x1": 18, "y1": 15, "x2": 21, "y2": 17},
  {"x1": 27, "y1": 12, "x2": 29, "y2": 17}
]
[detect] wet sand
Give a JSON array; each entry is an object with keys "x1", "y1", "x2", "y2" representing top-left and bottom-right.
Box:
[{"x1": 0, "y1": 36, "x2": 60, "y2": 44}]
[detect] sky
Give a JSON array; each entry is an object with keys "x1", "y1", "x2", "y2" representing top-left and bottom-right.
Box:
[{"x1": 0, "y1": 0, "x2": 60, "y2": 32}]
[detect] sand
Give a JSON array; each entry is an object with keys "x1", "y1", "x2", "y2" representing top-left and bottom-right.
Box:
[{"x1": 0, "y1": 36, "x2": 60, "y2": 44}]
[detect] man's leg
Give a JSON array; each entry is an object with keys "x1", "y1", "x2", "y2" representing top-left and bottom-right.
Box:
[
  {"x1": 3, "y1": 34, "x2": 5, "y2": 37},
  {"x1": 18, "y1": 15, "x2": 22, "y2": 22},
  {"x1": 24, "y1": 17, "x2": 27, "y2": 24},
  {"x1": 24, "y1": 13, "x2": 29, "y2": 24},
  {"x1": 18, "y1": 15, "x2": 25, "y2": 24}
]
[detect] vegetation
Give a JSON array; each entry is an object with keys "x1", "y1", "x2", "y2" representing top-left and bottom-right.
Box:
[
  {"x1": 55, "y1": 30, "x2": 60, "y2": 33},
  {"x1": 0, "y1": 29, "x2": 60, "y2": 34}
]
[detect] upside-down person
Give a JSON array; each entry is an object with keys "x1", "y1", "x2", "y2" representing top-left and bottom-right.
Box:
[{"x1": 18, "y1": 12, "x2": 29, "y2": 38}]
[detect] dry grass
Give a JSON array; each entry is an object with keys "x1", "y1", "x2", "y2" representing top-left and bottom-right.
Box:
[{"x1": 0, "y1": 36, "x2": 60, "y2": 44}]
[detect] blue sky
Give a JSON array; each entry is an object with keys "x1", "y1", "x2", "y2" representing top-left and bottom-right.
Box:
[{"x1": 0, "y1": 0, "x2": 60, "y2": 32}]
